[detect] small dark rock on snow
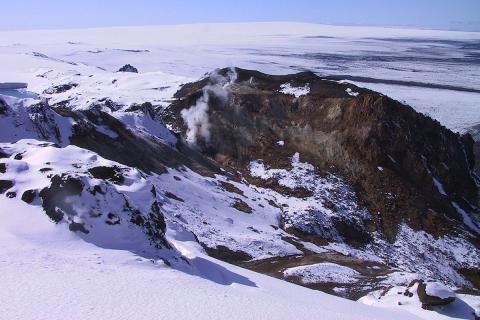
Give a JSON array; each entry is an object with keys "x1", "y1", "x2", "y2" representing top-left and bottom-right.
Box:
[
  {"x1": 88, "y1": 166, "x2": 124, "y2": 184},
  {"x1": 233, "y1": 198, "x2": 253, "y2": 214},
  {"x1": 165, "y1": 191, "x2": 184, "y2": 202},
  {"x1": 21, "y1": 189, "x2": 37, "y2": 203},
  {"x1": 117, "y1": 64, "x2": 138, "y2": 73},
  {"x1": 0, "y1": 180, "x2": 14, "y2": 194}
]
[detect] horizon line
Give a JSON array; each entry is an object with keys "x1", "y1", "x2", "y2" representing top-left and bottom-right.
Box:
[{"x1": 1, "y1": 21, "x2": 479, "y2": 34}]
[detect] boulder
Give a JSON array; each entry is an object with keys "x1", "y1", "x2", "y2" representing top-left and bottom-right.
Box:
[{"x1": 417, "y1": 280, "x2": 456, "y2": 307}]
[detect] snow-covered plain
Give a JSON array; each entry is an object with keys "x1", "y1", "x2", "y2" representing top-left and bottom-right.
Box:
[{"x1": 1, "y1": 22, "x2": 478, "y2": 131}]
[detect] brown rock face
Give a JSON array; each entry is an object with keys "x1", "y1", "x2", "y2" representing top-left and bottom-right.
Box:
[{"x1": 166, "y1": 67, "x2": 479, "y2": 243}]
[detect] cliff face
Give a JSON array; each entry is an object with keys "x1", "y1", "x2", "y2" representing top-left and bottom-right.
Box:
[{"x1": 167, "y1": 67, "x2": 479, "y2": 248}]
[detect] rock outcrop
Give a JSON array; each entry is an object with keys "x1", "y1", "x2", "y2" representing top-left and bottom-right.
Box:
[
  {"x1": 416, "y1": 280, "x2": 456, "y2": 308},
  {"x1": 166, "y1": 67, "x2": 479, "y2": 243}
]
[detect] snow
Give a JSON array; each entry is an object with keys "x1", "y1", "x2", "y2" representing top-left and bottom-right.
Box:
[
  {"x1": 451, "y1": 202, "x2": 480, "y2": 234},
  {"x1": 425, "y1": 282, "x2": 456, "y2": 300},
  {"x1": 346, "y1": 88, "x2": 359, "y2": 96},
  {"x1": 277, "y1": 140, "x2": 285, "y2": 146},
  {"x1": 1, "y1": 198, "x2": 422, "y2": 320},
  {"x1": 249, "y1": 152, "x2": 315, "y2": 189},
  {"x1": 359, "y1": 284, "x2": 479, "y2": 320},
  {"x1": 378, "y1": 224, "x2": 480, "y2": 288},
  {"x1": 279, "y1": 83, "x2": 310, "y2": 97},
  {"x1": 248, "y1": 153, "x2": 375, "y2": 254},
  {"x1": 432, "y1": 177, "x2": 447, "y2": 196},
  {"x1": 0, "y1": 94, "x2": 75, "y2": 145},
  {"x1": 283, "y1": 262, "x2": 361, "y2": 284},
  {"x1": 348, "y1": 82, "x2": 480, "y2": 133}
]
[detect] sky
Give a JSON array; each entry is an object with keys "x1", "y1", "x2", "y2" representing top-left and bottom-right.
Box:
[{"x1": 1, "y1": 0, "x2": 479, "y2": 32}]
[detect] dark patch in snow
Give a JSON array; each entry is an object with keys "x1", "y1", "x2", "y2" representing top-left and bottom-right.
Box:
[{"x1": 117, "y1": 64, "x2": 139, "y2": 73}]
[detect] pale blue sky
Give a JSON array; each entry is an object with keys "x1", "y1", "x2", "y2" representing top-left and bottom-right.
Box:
[{"x1": 2, "y1": 0, "x2": 479, "y2": 31}]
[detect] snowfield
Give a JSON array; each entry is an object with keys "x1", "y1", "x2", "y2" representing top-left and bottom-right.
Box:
[{"x1": 0, "y1": 194, "x2": 417, "y2": 320}]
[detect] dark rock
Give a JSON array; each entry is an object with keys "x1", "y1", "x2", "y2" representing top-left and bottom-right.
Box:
[
  {"x1": 91, "y1": 185, "x2": 104, "y2": 195},
  {"x1": 203, "y1": 244, "x2": 253, "y2": 264},
  {"x1": 0, "y1": 180, "x2": 14, "y2": 194},
  {"x1": 0, "y1": 148, "x2": 8, "y2": 159},
  {"x1": 39, "y1": 175, "x2": 83, "y2": 223},
  {"x1": 0, "y1": 97, "x2": 8, "y2": 115},
  {"x1": 150, "y1": 185, "x2": 157, "y2": 198},
  {"x1": 93, "y1": 98, "x2": 121, "y2": 112},
  {"x1": 124, "y1": 102, "x2": 155, "y2": 117},
  {"x1": 147, "y1": 201, "x2": 167, "y2": 240},
  {"x1": 21, "y1": 190, "x2": 37, "y2": 203},
  {"x1": 88, "y1": 166, "x2": 124, "y2": 184},
  {"x1": 117, "y1": 64, "x2": 138, "y2": 73},
  {"x1": 232, "y1": 198, "x2": 253, "y2": 213},
  {"x1": 458, "y1": 268, "x2": 480, "y2": 289},
  {"x1": 69, "y1": 222, "x2": 89, "y2": 234},
  {"x1": 0, "y1": 163, "x2": 6, "y2": 173},
  {"x1": 220, "y1": 181, "x2": 244, "y2": 195},
  {"x1": 43, "y1": 83, "x2": 78, "y2": 94},
  {"x1": 165, "y1": 191, "x2": 184, "y2": 202},
  {"x1": 105, "y1": 212, "x2": 121, "y2": 225},
  {"x1": 332, "y1": 218, "x2": 372, "y2": 248},
  {"x1": 6, "y1": 191, "x2": 16, "y2": 198}
]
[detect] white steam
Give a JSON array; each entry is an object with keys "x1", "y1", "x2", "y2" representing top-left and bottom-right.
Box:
[{"x1": 181, "y1": 67, "x2": 237, "y2": 145}]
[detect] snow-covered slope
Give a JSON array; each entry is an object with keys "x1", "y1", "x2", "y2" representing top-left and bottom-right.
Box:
[{"x1": 0, "y1": 141, "x2": 419, "y2": 320}]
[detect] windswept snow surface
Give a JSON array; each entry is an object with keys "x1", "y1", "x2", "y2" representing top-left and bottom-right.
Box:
[{"x1": 0, "y1": 186, "x2": 418, "y2": 320}]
